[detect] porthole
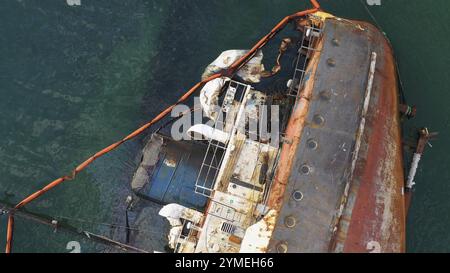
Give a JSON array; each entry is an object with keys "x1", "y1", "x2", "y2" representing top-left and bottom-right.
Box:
[
  {"x1": 312, "y1": 114, "x2": 325, "y2": 126},
  {"x1": 292, "y1": 190, "x2": 304, "y2": 202},
  {"x1": 276, "y1": 242, "x2": 288, "y2": 253},
  {"x1": 300, "y1": 164, "x2": 312, "y2": 175},
  {"x1": 284, "y1": 216, "x2": 297, "y2": 228},
  {"x1": 307, "y1": 139, "x2": 318, "y2": 150}
]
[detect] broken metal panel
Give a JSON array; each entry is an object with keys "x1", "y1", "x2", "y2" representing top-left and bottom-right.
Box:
[
  {"x1": 131, "y1": 134, "x2": 210, "y2": 210},
  {"x1": 240, "y1": 209, "x2": 278, "y2": 253},
  {"x1": 131, "y1": 134, "x2": 164, "y2": 193}
]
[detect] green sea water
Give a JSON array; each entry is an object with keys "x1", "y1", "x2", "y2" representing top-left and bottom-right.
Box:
[{"x1": 0, "y1": 0, "x2": 448, "y2": 252}]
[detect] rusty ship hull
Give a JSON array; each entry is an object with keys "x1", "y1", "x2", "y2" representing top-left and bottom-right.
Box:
[
  {"x1": 124, "y1": 13, "x2": 407, "y2": 253},
  {"x1": 267, "y1": 18, "x2": 405, "y2": 253},
  {"x1": 333, "y1": 21, "x2": 405, "y2": 253},
  {"x1": 2, "y1": 1, "x2": 410, "y2": 254}
]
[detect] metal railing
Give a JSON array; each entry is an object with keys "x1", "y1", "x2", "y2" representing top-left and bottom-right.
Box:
[
  {"x1": 194, "y1": 80, "x2": 251, "y2": 197},
  {"x1": 208, "y1": 200, "x2": 246, "y2": 223},
  {"x1": 288, "y1": 22, "x2": 323, "y2": 97}
]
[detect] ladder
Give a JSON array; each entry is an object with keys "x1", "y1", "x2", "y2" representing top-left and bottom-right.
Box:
[{"x1": 288, "y1": 23, "x2": 323, "y2": 97}]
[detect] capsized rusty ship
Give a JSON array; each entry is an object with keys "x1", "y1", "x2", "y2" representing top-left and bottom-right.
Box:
[{"x1": 128, "y1": 7, "x2": 406, "y2": 253}]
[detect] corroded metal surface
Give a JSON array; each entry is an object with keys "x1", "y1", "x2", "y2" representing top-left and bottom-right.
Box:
[
  {"x1": 131, "y1": 134, "x2": 209, "y2": 209},
  {"x1": 129, "y1": 14, "x2": 406, "y2": 254},
  {"x1": 268, "y1": 18, "x2": 405, "y2": 253},
  {"x1": 331, "y1": 21, "x2": 405, "y2": 253},
  {"x1": 265, "y1": 38, "x2": 324, "y2": 213}
]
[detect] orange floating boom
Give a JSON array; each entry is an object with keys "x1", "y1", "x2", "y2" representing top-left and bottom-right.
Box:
[{"x1": 4, "y1": 0, "x2": 320, "y2": 253}]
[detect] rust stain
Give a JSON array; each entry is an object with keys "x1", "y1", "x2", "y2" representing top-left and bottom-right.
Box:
[
  {"x1": 267, "y1": 38, "x2": 324, "y2": 211},
  {"x1": 334, "y1": 21, "x2": 406, "y2": 253}
]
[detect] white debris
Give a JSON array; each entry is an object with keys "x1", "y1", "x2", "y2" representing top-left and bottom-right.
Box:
[
  {"x1": 187, "y1": 124, "x2": 229, "y2": 144},
  {"x1": 66, "y1": 0, "x2": 81, "y2": 6},
  {"x1": 202, "y1": 50, "x2": 265, "y2": 83},
  {"x1": 199, "y1": 77, "x2": 229, "y2": 120},
  {"x1": 159, "y1": 203, "x2": 203, "y2": 227}
]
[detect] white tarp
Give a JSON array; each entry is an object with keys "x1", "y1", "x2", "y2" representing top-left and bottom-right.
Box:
[
  {"x1": 159, "y1": 203, "x2": 203, "y2": 226},
  {"x1": 201, "y1": 50, "x2": 265, "y2": 83},
  {"x1": 187, "y1": 124, "x2": 229, "y2": 144},
  {"x1": 199, "y1": 77, "x2": 229, "y2": 120}
]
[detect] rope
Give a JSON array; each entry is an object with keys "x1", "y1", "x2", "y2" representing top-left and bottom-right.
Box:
[
  {"x1": 54, "y1": 215, "x2": 163, "y2": 235},
  {"x1": 358, "y1": 0, "x2": 383, "y2": 32},
  {"x1": 358, "y1": 0, "x2": 407, "y2": 104},
  {"x1": 4, "y1": 0, "x2": 321, "y2": 253}
]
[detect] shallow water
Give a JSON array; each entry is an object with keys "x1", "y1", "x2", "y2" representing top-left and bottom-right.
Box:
[{"x1": 0, "y1": 0, "x2": 448, "y2": 252}]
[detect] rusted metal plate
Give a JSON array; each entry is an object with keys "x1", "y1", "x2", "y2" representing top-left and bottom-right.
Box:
[
  {"x1": 131, "y1": 134, "x2": 210, "y2": 210},
  {"x1": 268, "y1": 18, "x2": 405, "y2": 253},
  {"x1": 331, "y1": 21, "x2": 406, "y2": 253}
]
